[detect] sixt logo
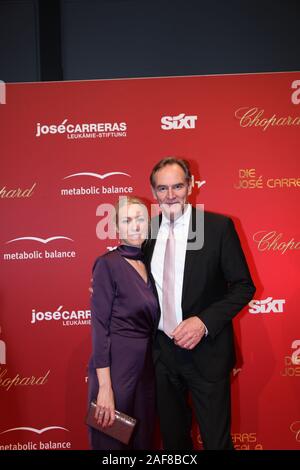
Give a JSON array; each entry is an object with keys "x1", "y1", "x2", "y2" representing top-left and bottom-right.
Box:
[
  {"x1": 161, "y1": 113, "x2": 198, "y2": 130},
  {"x1": 248, "y1": 297, "x2": 285, "y2": 314}
]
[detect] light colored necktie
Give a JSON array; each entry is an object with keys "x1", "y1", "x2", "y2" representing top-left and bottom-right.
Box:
[{"x1": 162, "y1": 221, "x2": 177, "y2": 337}]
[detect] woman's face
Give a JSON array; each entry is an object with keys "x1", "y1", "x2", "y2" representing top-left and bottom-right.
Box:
[{"x1": 117, "y1": 203, "x2": 148, "y2": 247}]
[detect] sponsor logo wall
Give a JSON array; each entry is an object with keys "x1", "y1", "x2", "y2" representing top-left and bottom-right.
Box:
[{"x1": 0, "y1": 73, "x2": 299, "y2": 450}]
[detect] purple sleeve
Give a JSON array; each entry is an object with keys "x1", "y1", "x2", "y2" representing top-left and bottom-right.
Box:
[{"x1": 91, "y1": 256, "x2": 115, "y2": 368}]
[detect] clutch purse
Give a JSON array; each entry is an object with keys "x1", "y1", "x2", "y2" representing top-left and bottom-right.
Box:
[{"x1": 86, "y1": 400, "x2": 137, "y2": 445}]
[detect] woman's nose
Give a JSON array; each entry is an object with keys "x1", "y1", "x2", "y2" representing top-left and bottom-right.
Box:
[{"x1": 132, "y1": 221, "x2": 140, "y2": 232}]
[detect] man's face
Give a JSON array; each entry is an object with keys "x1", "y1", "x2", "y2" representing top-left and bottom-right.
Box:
[{"x1": 152, "y1": 163, "x2": 192, "y2": 220}]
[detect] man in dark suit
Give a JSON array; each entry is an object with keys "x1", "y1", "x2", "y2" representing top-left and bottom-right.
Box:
[{"x1": 144, "y1": 157, "x2": 255, "y2": 450}]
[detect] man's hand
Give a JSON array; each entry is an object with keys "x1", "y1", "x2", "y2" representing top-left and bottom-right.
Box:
[{"x1": 172, "y1": 316, "x2": 206, "y2": 350}]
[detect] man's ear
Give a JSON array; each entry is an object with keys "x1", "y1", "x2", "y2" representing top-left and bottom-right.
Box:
[{"x1": 187, "y1": 181, "x2": 192, "y2": 196}]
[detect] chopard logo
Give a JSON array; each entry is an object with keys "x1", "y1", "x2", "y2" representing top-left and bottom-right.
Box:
[
  {"x1": 0, "y1": 183, "x2": 36, "y2": 198},
  {"x1": 235, "y1": 107, "x2": 300, "y2": 131},
  {"x1": 253, "y1": 231, "x2": 300, "y2": 254},
  {"x1": 0, "y1": 368, "x2": 50, "y2": 390},
  {"x1": 290, "y1": 421, "x2": 300, "y2": 442}
]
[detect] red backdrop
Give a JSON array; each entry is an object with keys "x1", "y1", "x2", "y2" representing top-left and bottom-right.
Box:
[{"x1": 0, "y1": 72, "x2": 299, "y2": 450}]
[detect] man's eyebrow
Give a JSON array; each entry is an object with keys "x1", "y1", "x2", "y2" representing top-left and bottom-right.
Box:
[{"x1": 156, "y1": 183, "x2": 184, "y2": 187}]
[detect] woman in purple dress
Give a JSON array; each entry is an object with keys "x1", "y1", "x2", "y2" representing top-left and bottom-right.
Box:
[{"x1": 87, "y1": 196, "x2": 159, "y2": 450}]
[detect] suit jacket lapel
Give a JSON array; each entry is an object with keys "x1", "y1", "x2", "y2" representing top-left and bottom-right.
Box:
[
  {"x1": 144, "y1": 214, "x2": 162, "y2": 331},
  {"x1": 146, "y1": 208, "x2": 201, "y2": 314},
  {"x1": 182, "y1": 207, "x2": 199, "y2": 303}
]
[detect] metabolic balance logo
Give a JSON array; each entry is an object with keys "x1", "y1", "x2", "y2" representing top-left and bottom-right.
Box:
[
  {"x1": 248, "y1": 297, "x2": 286, "y2": 314},
  {"x1": 161, "y1": 113, "x2": 198, "y2": 130},
  {"x1": 61, "y1": 170, "x2": 133, "y2": 197},
  {"x1": 3, "y1": 235, "x2": 76, "y2": 262},
  {"x1": 35, "y1": 119, "x2": 127, "y2": 140},
  {"x1": 1, "y1": 425, "x2": 68, "y2": 435},
  {"x1": 0, "y1": 425, "x2": 72, "y2": 450}
]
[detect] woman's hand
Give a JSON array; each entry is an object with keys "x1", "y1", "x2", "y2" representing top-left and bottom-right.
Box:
[{"x1": 95, "y1": 384, "x2": 115, "y2": 428}]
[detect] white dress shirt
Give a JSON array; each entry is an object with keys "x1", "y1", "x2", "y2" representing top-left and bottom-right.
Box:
[{"x1": 151, "y1": 204, "x2": 191, "y2": 332}]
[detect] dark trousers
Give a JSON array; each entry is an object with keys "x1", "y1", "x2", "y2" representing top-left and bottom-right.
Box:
[{"x1": 155, "y1": 332, "x2": 234, "y2": 450}]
